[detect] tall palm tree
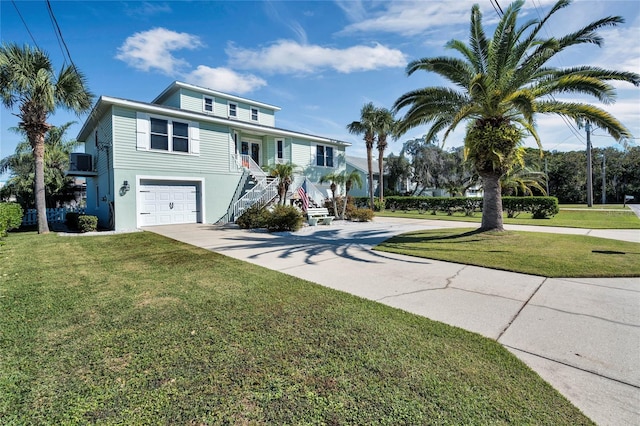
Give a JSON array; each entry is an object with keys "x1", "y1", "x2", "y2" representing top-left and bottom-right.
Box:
[
  {"x1": 393, "y1": 0, "x2": 639, "y2": 231},
  {"x1": 0, "y1": 43, "x2": 93, "y2": 233},
  {"x1": 341, "y1": 169, "x2": 363, "y2": 220},
  {"x1": 373, "y1": 107, "x2": 395, "y2": 203},
  {"x1": 347, "y1": 102, "x2": 377, "y2": 210},
  {"x1": 319, "y1": 171, "x2": 345, "y2": 217},
  {"x1": 268, "y1": 162, "x2": 297, "y2": 205}
]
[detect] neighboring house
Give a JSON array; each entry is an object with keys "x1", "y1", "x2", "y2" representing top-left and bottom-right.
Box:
[
  {"x1": 346, "y1": 156, "x2": 383, "y2": 198},
  {"x1": 69, "y1": 81, "x2": 349, "y2": 231}
]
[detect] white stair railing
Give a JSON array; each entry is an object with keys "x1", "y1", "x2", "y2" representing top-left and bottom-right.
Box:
[
  {"x1": 227, "y1": 154, "x2": 279, "y2": 221},
  {"x1": 233, "y1": 177, "x2": 279, "y2": 220}
]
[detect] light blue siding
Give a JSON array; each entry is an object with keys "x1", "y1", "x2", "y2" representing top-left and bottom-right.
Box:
[
  {"x1": 175, "y1": 89, "x2": 276, "y2": 126},
  {"x1": 179, "y1": 88, "x2": 202, "y2": 112},
  {"x1": 161, "y1": 91, "x2": 180, "y2": 108},
  {"x1": 83, "y1": 109, "x2": 113, "y2": 228}
]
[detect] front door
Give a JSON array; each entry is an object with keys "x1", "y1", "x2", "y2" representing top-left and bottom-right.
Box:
[
  {"x1": 251, "y1": 142, "x2": 260, "y2": 165},
  {"x1": 242, "y1": 140, "x2": 261, "y2": 166}
]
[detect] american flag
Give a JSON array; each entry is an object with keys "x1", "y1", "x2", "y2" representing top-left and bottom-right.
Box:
[{"x1": 297, "y1": 183, "x2": 309, "y2": 212}]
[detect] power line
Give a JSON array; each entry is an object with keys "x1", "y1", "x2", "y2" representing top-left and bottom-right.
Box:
[
  {"x1": 45, "y1": 0, "x2": 78, "y2": 72},
  {"x1": 11, "y1": 0, "x2": 39, "y2": 49},
  {"x1": 489, "y1": 0, "x2": 502, "y2": 18}
]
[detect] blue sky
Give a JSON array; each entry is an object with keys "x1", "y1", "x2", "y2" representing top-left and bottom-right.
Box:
[{"x1": 1, "y1": 0, "x2": 639, "y2": 181}]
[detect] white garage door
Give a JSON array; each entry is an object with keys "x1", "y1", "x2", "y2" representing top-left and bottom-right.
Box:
[{"x1": 138, "y1": 183, "x2": 199, "y2": 226}]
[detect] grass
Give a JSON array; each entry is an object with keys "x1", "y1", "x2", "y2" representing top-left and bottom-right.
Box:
[
  {"x1": 0, "y1": 231, "x2": 595, "y2": 425},
  {"x1": 376, "y1": 228, "x2": 640, "y2": 277},
  {"x1": 378, "y1": 207, "x2": 640, "y2": 229},
  {"x1": 560, "y1": 204, "x2": 630, "y2": 210}
]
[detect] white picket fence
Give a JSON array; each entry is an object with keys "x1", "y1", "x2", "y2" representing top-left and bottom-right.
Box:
[{"x1": 21, "y1": 207, "x2": 85, "y2": 226}]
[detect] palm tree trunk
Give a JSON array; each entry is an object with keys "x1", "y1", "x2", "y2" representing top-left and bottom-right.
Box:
[
  {"x1": 341, "y1": 183, "x2": 351, "y2": 220},
  {"x1": 378, "y1": 148, "x2": 384, "y2": 204},
  {"x1": 340, "y1": 195, "x2": 347, "y2": 220},
  {"x1": 367, "y1": 147, "x2": 374, "y2": 210},
  {"x1": 33, "y1": 134, "x2": 50, "y2": 234},
  {"x1": 479, "y1": 172, "x2": 504, "y2": 232}
]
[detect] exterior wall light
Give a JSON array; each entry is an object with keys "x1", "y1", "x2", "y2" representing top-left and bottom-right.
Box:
[{"x1": 120, "y1": 180, "x2": 131, "y2": 196}]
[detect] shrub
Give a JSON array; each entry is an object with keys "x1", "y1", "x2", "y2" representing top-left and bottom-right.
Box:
[
  {"x1": 0, "y1": 202, "x2": 24, "y2": 237},
  {"x1": 237, "y1": 204, "x2": 268, "y2": 229},
  {"x1": 77, "y1": 215, "x2": 98, "y2": 233},
  {"x1": 66, "y1": 212, "x2": 80, "y2": 230},
  {"x1": 264, "y1": 205, "x2": 303, "y2": 232},
  {"x1": 348, "y1": 208, "x2": 374, "y2": 222},
  {"x1": 374, "y1": 198, "x2": 385, "y2": 212},
  {"x1": 529, "y1": 197, "x2": 560, "y2": 219},
  {"x1": 502, "y1": 197, "x2": 559, "y2": 219}
]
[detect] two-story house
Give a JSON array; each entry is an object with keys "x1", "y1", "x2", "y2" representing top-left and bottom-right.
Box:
[{"x1": 69, "y1": 81, "x2": 349, "y2": 231}]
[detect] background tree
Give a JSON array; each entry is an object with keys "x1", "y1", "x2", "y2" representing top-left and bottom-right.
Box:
[
  {"x1": 544, "y1": 146, "x2": 640, "y2": 203},
  {"x1": 341, "y1": 169, "x2": 363, "y2": 220},
  {"x1": 393, "y1": 0, "x2": 639, "y2": 231},
  {"x1": 0, "y1": 122, "x2": 80, "y2": 209},
  {"x1": 320, "y1": 172, "x2": 344, "y2": 217},
  {"x1": 268, "y1": 163, "x2": 297, "y2": 206},
  {"x1": 347, "y1": 102, "x2": 377, "y2": 210},
  {"x1": 442, "y1": 146, "x2": 477, "y2": 197},
  {"x1": 546, "y1": 150, "x2": 587, "y2": 203},
  {"x1": 373, "y1": 107, "x2": 395, "y2": 203},
  {"x1": 385, "y1": 151, "x2": 412, "y2": 195},
  {"x1": 403, "y1": 135, "x2": 448, "y2": 195},
  {"x1": 0, "y1": 43, "x2": 93, "y2": 233}
]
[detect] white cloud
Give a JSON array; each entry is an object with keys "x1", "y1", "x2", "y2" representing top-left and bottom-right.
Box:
[
  {"x1": 185, "y1": 66, "x2": 267, "y2": 94},
  {"x1": 116, "y1": 27, "x2": 203, "y2": 75},
  {"x1": 227, "y1": 40, "x2": 407, "y2": 74},
  {"x1": 123, "y1": 2, "x2": 172, "y2": 18},
  {"x1": 338, "y1": 0, "x2": 558, "y2": 36},
  {"x1": 334, "y1": 0, "x2": 367, "y2": 22}
]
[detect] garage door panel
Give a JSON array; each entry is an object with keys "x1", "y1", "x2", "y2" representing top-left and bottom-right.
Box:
[{"x1": 138, "y1": 183, "x2": 200, "y2": 226}]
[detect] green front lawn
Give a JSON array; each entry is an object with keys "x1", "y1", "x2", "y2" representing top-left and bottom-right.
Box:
[
  {"x1": 378, "y1": 207, "x2": 640, "y2": 229},
  {"x1": 0, "y1": 232, "x2": 594, "y2": 424},
  {"x1": 376, "y1": 228, "x2": 640, "y2": 277}
]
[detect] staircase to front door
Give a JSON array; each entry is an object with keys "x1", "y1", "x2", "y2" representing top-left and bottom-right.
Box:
[{"x1": 217, "y1": 155, "x2": 279, "y2": 224}]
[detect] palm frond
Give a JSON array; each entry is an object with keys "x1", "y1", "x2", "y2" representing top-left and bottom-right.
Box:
[{"x1": 536, "y1": 101, "x2": 632, "y2": 140}]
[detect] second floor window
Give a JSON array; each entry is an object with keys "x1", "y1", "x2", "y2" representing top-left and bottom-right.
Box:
[
  {"x1": 150, "y1": 117, "x2": 190, "y2": 153},
  {"x1": 251, "y1": 107, "x2": 259, "y2": 121},
  {"x1": 229, "y1": 103, "x2": 237, "y2": 118},
  {"x1": 316, "y1": 145, "x2": 334, "y2": 167},
  {"x1": 204, "y1": 97, "x2": 213, "y2": 112}
]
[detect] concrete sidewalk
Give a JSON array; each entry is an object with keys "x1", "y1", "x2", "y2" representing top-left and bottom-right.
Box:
[{"x1": 145, "y1": 217, "x2": 640, "y2": 426}]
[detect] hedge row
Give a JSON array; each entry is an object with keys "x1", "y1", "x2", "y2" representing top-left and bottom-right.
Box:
[
  {"x1": 353, "y1": 196, "x2": 559, "y2": 219},
  {"x1": 0, "y1": 203, "x2": 24, "y2": 238}
]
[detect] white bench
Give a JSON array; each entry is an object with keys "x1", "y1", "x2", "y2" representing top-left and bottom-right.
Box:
[{"x1": 307, "y1": 208, "x2": 334, "y2": 226}]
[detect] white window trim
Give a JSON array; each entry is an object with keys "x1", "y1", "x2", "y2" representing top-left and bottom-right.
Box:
[
  {"x1": 314, "y1": 143, "x2": 334, "y2": 168},
  {"x1": 203, "y1": 96, "x2": 214, "y2": 113},
  {"x1": 251, "y1": 107, "x2": 259, "y2": 122},
  {"x1": 228, "y1": 102, "x2": 238, "y2": 119},
  {"x1": 137, "y1": 112, "x2": 200, "y2": 155},
  {"x1": 275, "y1": 138, "x2": 285, "y2": 164}
]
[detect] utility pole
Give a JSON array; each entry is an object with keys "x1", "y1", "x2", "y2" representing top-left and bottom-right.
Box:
[
  {"x1": 601, "y1": 152, "x2": 606, "y2": 205},
  {"x1": 585, "y1": 120, "x2": 593, "y2": 207}
]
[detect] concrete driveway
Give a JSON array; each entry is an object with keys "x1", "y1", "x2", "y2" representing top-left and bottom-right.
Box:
[{"x1": 145, "y1": 217, "x2": 640, "y2": 426}]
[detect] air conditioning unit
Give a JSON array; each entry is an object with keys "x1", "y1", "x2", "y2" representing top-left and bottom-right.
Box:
[{"x1": 69, "y1": 153, "x2": 93, "y2": 172}]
